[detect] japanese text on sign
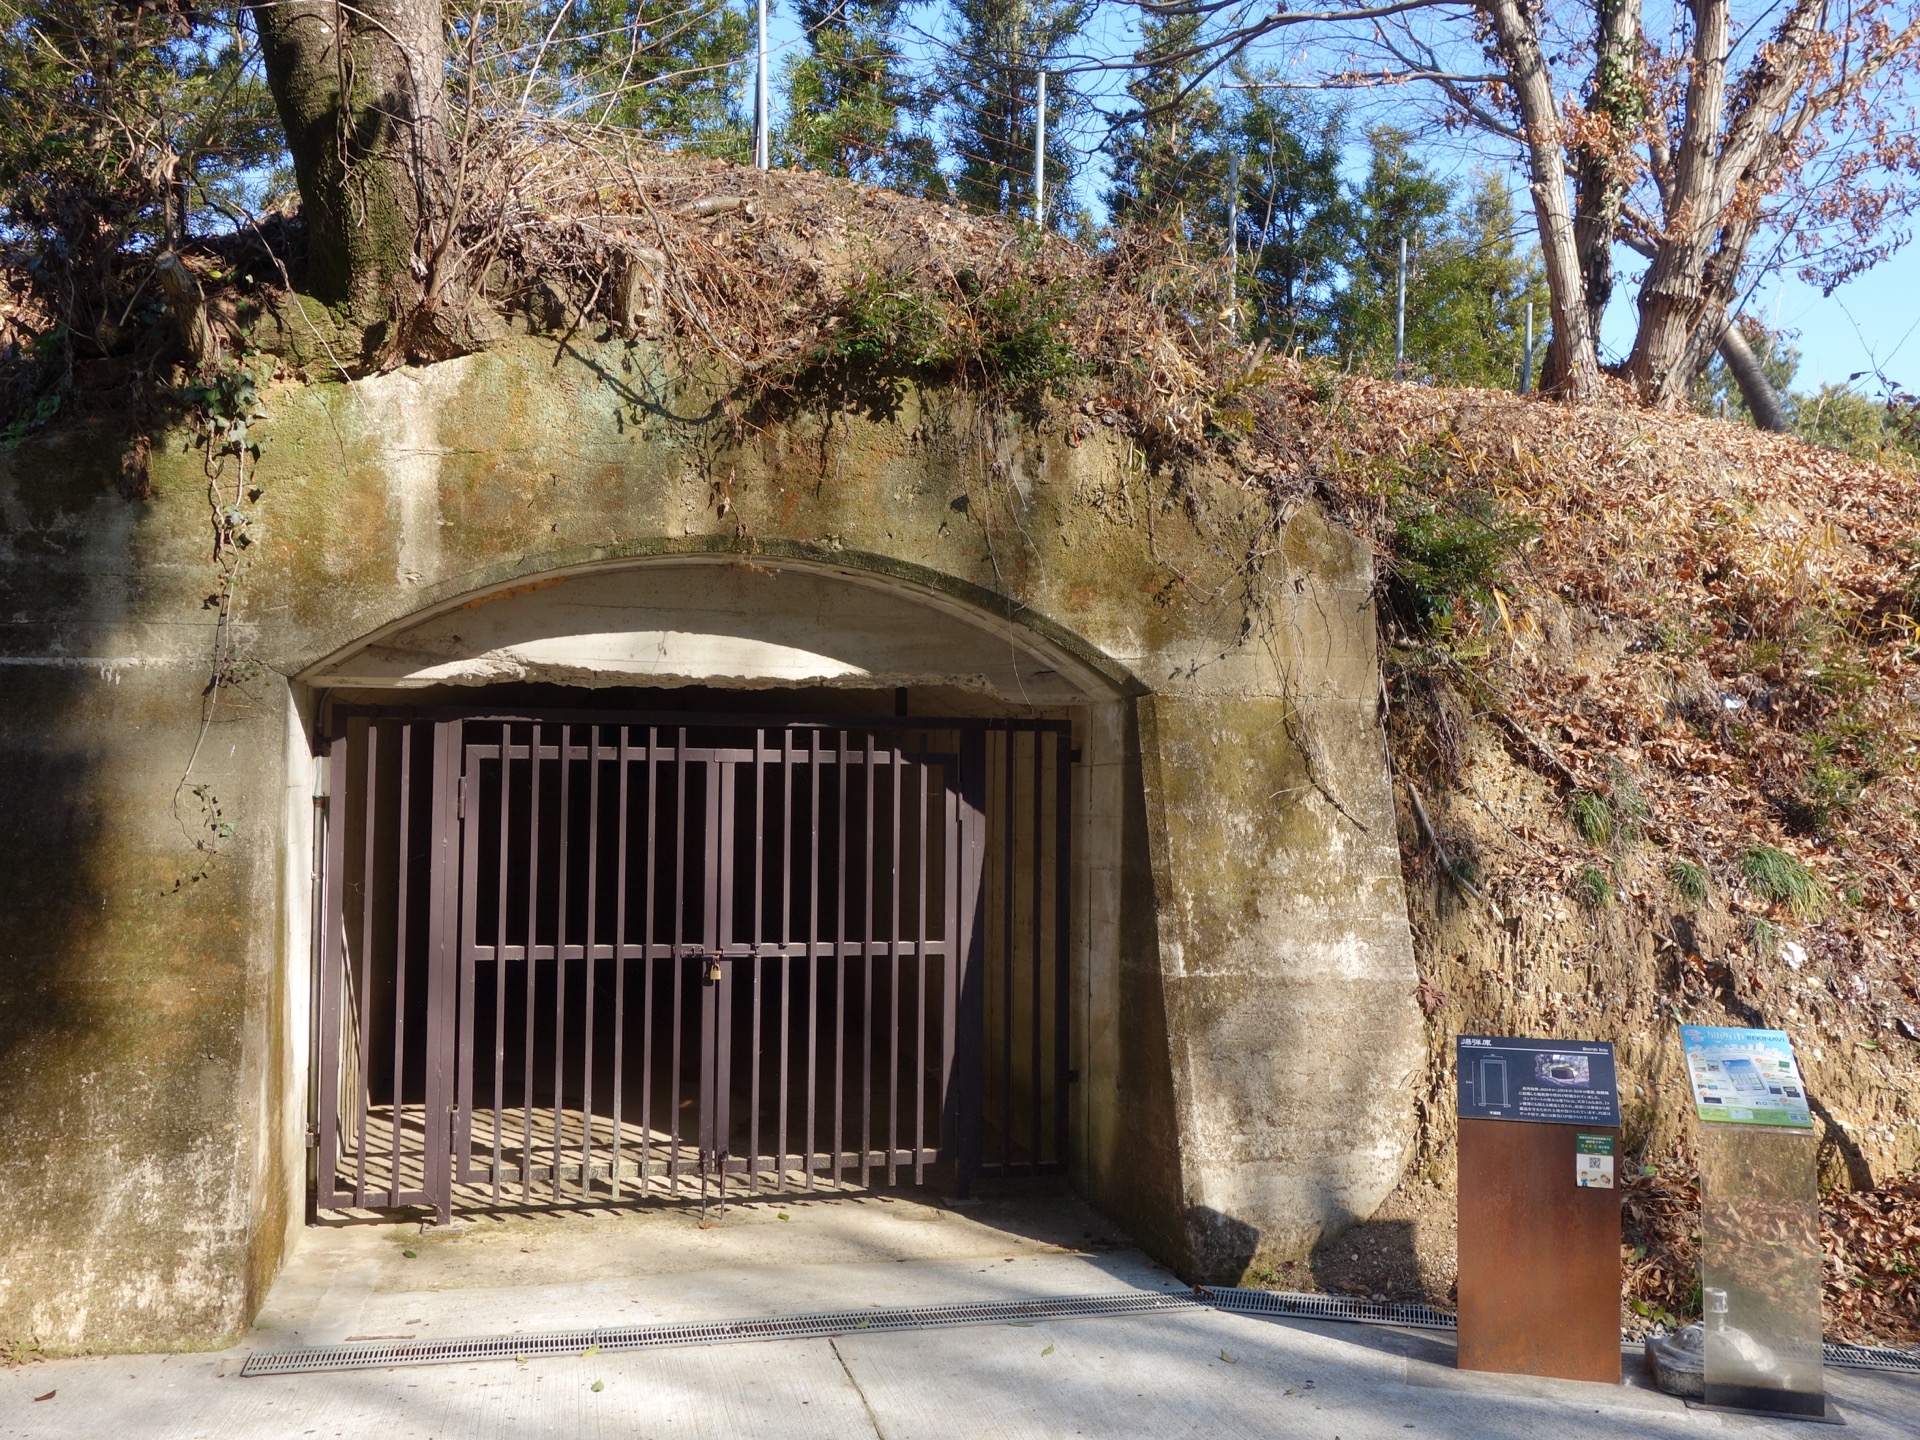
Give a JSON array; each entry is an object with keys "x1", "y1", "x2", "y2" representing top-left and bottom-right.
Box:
[{"x1": 1456, "y1": 1035, "x2": 1622, "y2": 1127}]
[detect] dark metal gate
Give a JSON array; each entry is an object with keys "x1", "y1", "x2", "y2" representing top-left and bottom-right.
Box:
[{"x1": 314, "y1": 711, "x2": 1070, "y2": 1219}]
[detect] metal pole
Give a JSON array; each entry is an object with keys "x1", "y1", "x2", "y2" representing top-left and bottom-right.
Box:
[
  {"x1": 1226, "y1": 148, "x2": 1240, "y2": 325},
  {"x1": 1394, "y1": 236, "x2": 1407, "y2": 380},
  {"x1": 1521, "y1": 300, "x2": 1534, "y2": 394},
  {"x1": 1032, "y1": 67, "x2": 1047, "y2": 225},
  {"x1": 754, "y1": 0, "x2": 769, "y2": 170}
]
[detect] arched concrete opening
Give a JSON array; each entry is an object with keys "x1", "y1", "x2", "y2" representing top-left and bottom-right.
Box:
[
  {"x1": 300, "y1": 554, "x2": 1133, "y2": 704},
  {"x1": 283, "y1": 554, "x2": 1158, "y2": 1246}
]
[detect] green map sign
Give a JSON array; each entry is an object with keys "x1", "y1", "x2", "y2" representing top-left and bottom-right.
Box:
[{"x1": 1679, "y1": 1025, "x2": 1815, "y2": 1129}]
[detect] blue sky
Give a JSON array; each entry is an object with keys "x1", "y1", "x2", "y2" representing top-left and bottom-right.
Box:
[
  {"x1": 760, "y1": 3, "x2": 1918, "y2": 399},
  {"x1": 1753, "y1": 250, "x2": 1920, "y2": 395},
  {"x1": 1595, "y1": 240, "x2": 1920, "y2": 395}
]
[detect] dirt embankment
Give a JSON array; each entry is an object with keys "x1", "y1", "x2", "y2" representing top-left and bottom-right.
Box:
[{"x1": 1244, "y1": 378, "x2": 1920, "y2": 1345}]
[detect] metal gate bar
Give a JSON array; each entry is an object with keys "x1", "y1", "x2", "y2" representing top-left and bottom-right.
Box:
[
  {"x1": 977, "y1": 725, "x2": 1071, "y2": 1178},
  {"x1": 315, "y1": 717, "x2": 453, "y2": 1214},
  {"x1": 316, "y1": 710, "x2": 1072, "y2": 1219},
  {"x1": 710, "y1": 728, "x2": 961, "y2": 1195}
]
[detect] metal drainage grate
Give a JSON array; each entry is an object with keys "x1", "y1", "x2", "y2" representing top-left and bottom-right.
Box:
[
  {"x1": 1820, "y1": 1340, "x2": 1920, "y2": 1375},
  {"x1": 1207, "y1": 1289, "x2": 1920, "y2": 1376},
  {"x1": 1200, "y1": 1287, "x2": 1459, "y2": 1332},
  {"x1": 238, "y1": 1285, "x2": 1920, "y2": 1379},
  {"x1": 240, "y1": 1291, "x2": 1199, "y2": 1376}
]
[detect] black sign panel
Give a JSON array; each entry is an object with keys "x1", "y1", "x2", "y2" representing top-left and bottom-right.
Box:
[{"x1": 1456, "y1": 1035, "x2": 1621, "y2": 1126}]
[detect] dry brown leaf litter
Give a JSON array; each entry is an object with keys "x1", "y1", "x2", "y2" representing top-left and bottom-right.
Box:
[{"x1": 1253, "y1": 378, "x2": 1920, "y2": 1346}]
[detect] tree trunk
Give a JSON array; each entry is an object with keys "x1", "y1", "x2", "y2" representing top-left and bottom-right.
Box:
[
  {"x1": 1625, "y1": 0, "x2": 1828, "y2": 407},
  {"x1": 1570, "y1": 0, "x2": 1643, "y2": 343},
  {"x1": 1716, "y1": 320, "x2": 1791, "y2": 432},
  {"x1": 1480, "y1": 0, "x2": 1602, "y2": 403},
  {"x1": 248, "y1": 0, "x2": 450, "y2": 332},
  {"x1": 1622, "y1": 0, "x2": 1731, "y2": 404},
  {"x1": 154, "y1": 252, "x2": 219, "y2": 369}
]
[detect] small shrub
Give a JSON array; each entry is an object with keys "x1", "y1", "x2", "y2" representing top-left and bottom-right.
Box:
[
  {"x1": 1811, "y1": 645, "x2": 1875, "y2": 703},
  {"x1": 1780, "y1": 752, "x2": 1863, "y2": 838},
  {"x1": 1569, "y1": 790, "x2": 1615, "y2": 848},
  {"x1": 0, "y1": 388, "x2": 62, "y2": 450},
  {"x1": 822, "y1": 269, "x2": 954, "y2": 371},
  {"x1": 1608, "y1": 765, "x2": 1651, "y2": 840},
  {"x1": 1750, "y1": 915, "x2": 1782, "y2": 960},
  {"x1": 1, "y1": 1332, "x2": 45, "y2": 1366},
  {"x1": 1573, "y1": 864, "x2": 1614, "y2": 909},
  {"x1": 1741, "y1": 845, "x2": 1830, "y2": 919},
  {"x1": 1740, "y1": 637, "x2": 1787, "y2": 678},
  {"x1": 1667, "y1": 859, "x2": 1710, "y2": 905},
  {"x1": 1648, "y1": 619, "x2": 1702, "y2": 656},
  {"x1": 973, "y1": 277, "x2": 1087, "y2": 401},
  {"x1": 1382, "y1": 488, "x2": 1536, "y2": 635}
]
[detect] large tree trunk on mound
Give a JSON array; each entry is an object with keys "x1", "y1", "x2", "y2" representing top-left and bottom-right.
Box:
[
  {"x1": 248, "y1": 0, "x2": 451, "y2": 337},
  {"x1": 1568, "y1": 0, "x2": 1642, "y2": 354},
  {"x1": 1622, "y1": 0, "x2": 1834, "y2": 410}
]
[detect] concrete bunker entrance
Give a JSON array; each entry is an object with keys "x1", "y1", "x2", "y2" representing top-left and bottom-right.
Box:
[{"x1": 302, "y1": 558, "x2": 1132, "y2": 1228}]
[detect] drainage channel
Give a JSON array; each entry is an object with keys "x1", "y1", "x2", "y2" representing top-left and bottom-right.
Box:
[
  {"x1": 239, "y1": 1287, "x2": 1920, "y2": 1378},
  {"x1": 1202, "y1": 1290, "x2": 1920, "y2": 1376}
]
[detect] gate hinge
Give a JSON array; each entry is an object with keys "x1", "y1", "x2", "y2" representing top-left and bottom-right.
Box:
[
  {"x1": 457, "y1": 775, "x2": 467, "y2": 819},
  {"x1": 304, "y1": 1124, "x2": 320, "y2": 1149}
]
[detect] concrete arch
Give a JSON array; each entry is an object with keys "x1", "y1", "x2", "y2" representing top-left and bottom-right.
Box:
[
  {"x1": 279, "y1": 545, "x2": 1173, "y2": 1275},
  {"x1": 292, "y1": 544, "x2": 1145, "y2": 703}
]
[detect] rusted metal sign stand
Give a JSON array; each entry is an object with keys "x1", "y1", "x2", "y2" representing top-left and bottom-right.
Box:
[{"x1": 1455, "y1": 1035, "x2": 1623, "y2": 1383}]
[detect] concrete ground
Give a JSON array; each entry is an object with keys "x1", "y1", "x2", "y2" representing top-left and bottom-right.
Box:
[{"x1": 4, "y1": 1192, "x2": 1913, "y2": 1439}]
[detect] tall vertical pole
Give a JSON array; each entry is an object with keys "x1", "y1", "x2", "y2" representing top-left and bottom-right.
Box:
[
  {"x1": 754, "y1": 0, "x2": 769, "y2": 170},
  {"x1": 1521, "y1": 300, "x2": 1534, "y2": 394},
  {"x1": 1394, "y1": 236, "x2": 1407, "y2": 380},
  {"x1": 1032, "y1": 67, "x2": 1047, "y2": 226},
  {"x1": 1226, "y1": 147, "x2": 1240, "y2": 327}
]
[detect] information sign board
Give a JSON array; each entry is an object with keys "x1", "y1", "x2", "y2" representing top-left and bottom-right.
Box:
[
  {"x1": 1455, "y1": 1033, "x2": 1623, "y2": 1383},
  {"x1": 1680, "y1": 1026, "x2": 1814, "y2": 1129},
  {"x1": 1456, "y1": 1035, "x2": 1621, "y2": 1127}
]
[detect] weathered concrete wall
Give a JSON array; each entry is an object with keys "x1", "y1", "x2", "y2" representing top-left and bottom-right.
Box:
[
  {"x1": 0, "y1": 423, "x2": 294, "y2": 1352},
  {"x1": 0, "y1": 336, "x2": 1420, "y2": 1350}
]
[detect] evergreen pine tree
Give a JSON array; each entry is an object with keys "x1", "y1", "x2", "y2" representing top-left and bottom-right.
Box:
[
  {"x1": 1330, "y1": 134, "x2": 1548, "y2": 388},
  {"x1": 1228, "y1": 88, "x2": 1352, "y2": 350},
  {"x1": 1107, "y1": 12, "x2": 1224, "y2": 236},
  {"x1": 1413, "y1": 174, "x2": 1550, "y2": 389},
  {"x1": 780, "y1": 0, "x2": 941, "y2": 194},
  {"x1": 1328, "y1": 126, "x2": 1451, "y2": 368},
  {"x1": 944, "y1": 0, "x2": 1089, "y2": 225}
]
